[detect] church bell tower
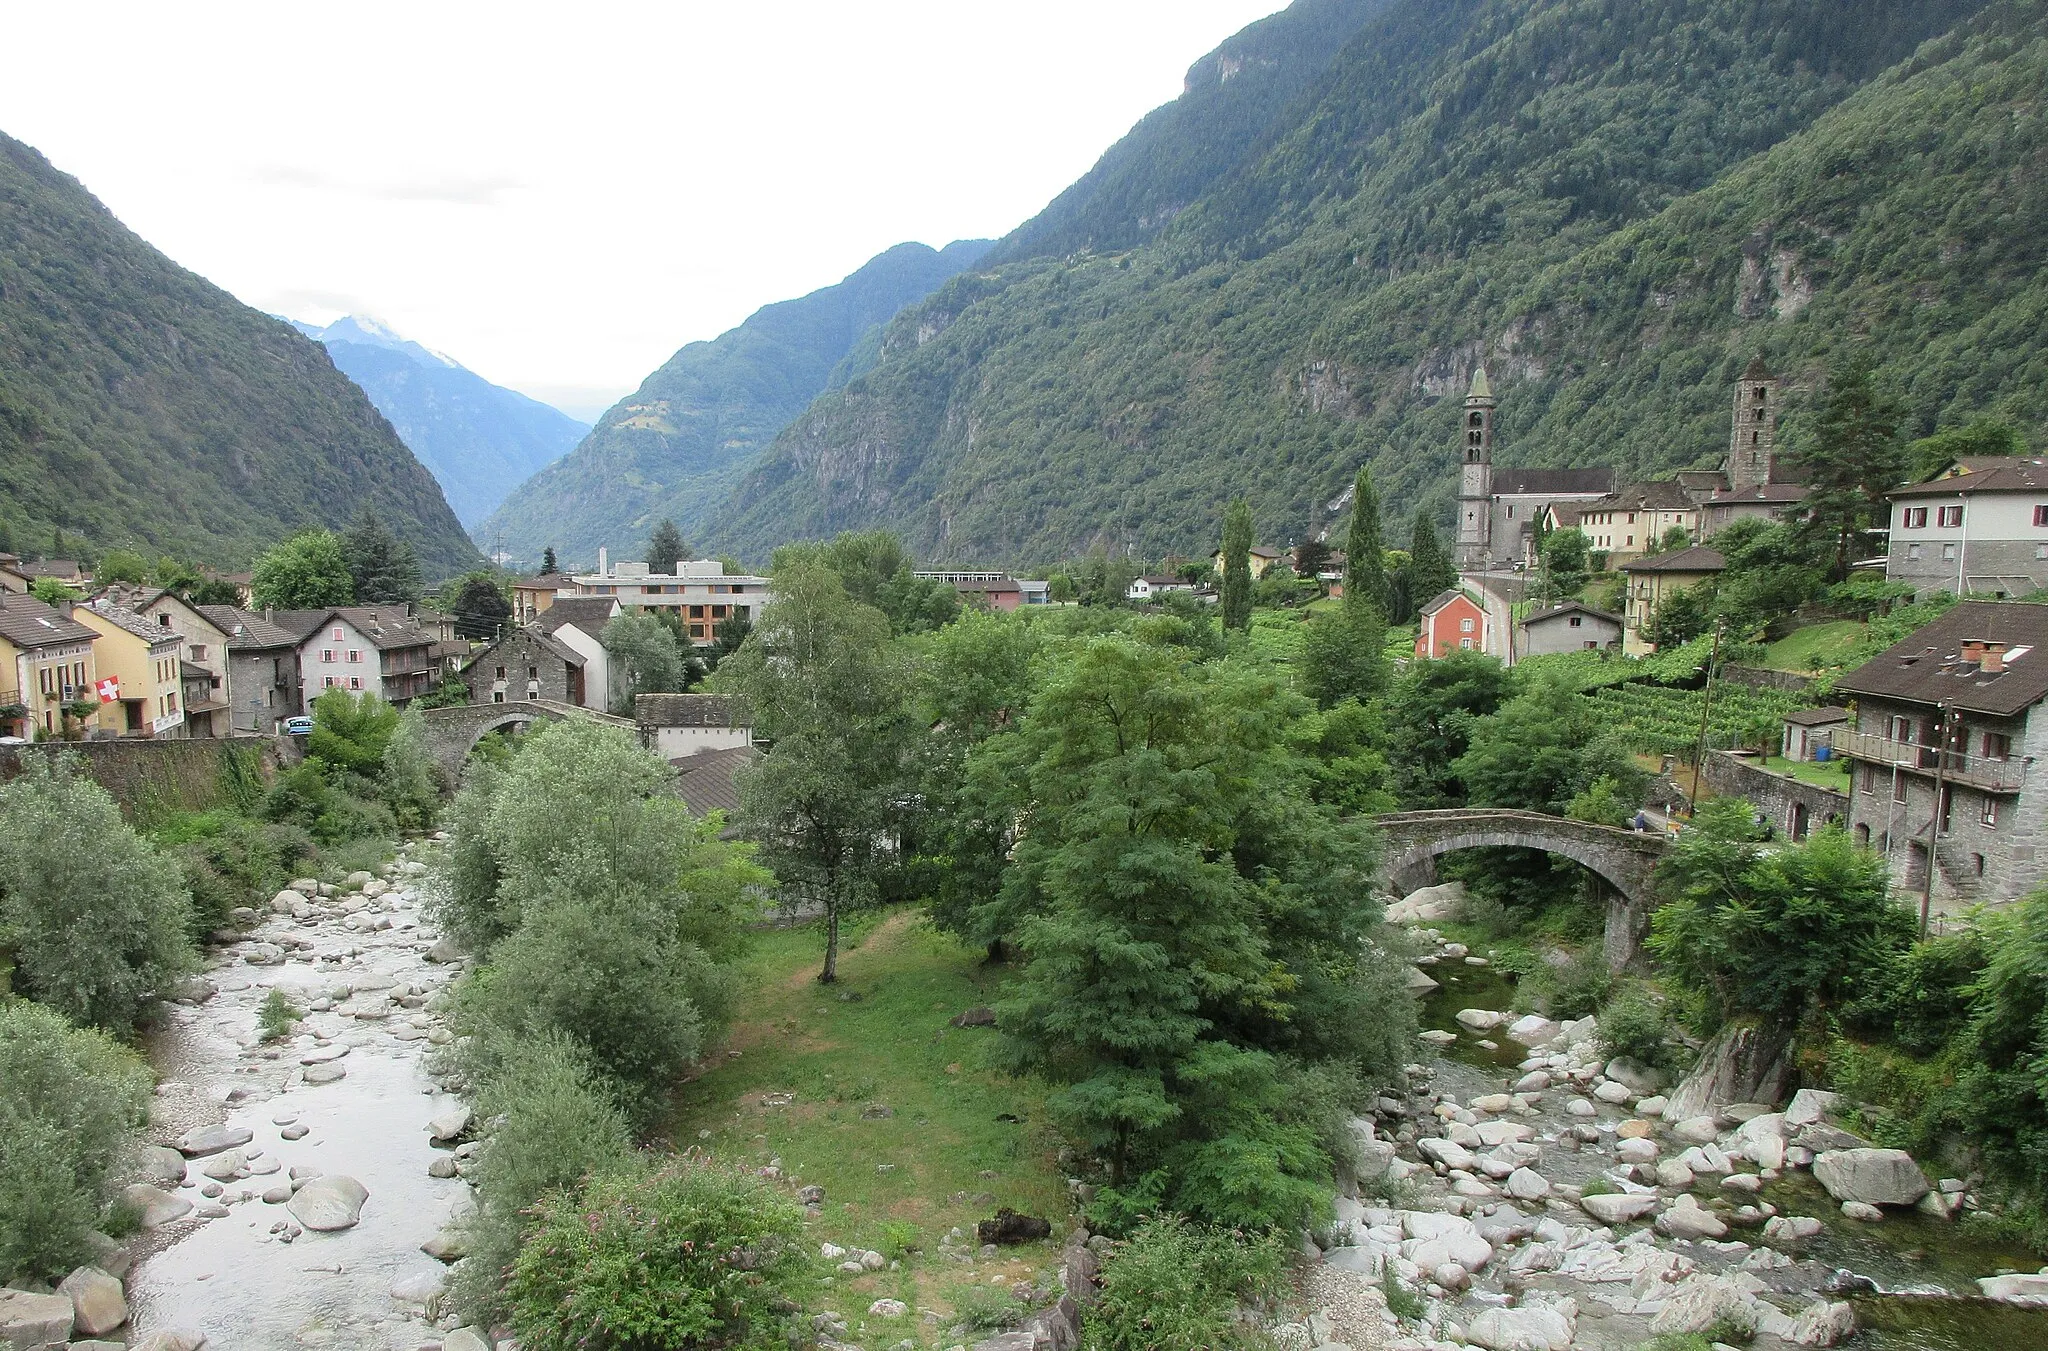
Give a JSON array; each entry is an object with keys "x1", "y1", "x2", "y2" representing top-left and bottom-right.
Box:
[
  {"x1": 1727, "y1": 355, "x2": 1779, "y2": 493},
  {"x1": 1457, "y1": 367, "x2": 1495, "y2": 570}
]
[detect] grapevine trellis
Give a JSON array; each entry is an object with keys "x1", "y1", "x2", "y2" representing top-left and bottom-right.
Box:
[{"x1": 1586, "y1": 682, "x2": 1806, "y2": 759}]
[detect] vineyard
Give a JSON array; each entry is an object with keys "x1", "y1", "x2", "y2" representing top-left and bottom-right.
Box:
[{"x1": 1585, "y1": 681, "x2": 1807, "y2": 758}]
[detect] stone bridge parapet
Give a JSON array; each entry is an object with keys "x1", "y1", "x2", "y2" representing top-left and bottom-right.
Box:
[
  {"x1": 1372, "y1": 808, "x2": 1671, "y2": 969},
  {"x1": 418, "y1": 700, "x2": 635, "y2": 780}
]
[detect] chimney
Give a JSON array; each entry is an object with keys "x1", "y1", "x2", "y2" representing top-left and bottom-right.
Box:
[
  {"x1": 598, "y1": 546, "x2": 609, "y2": 577},
  {"x1": 1983, "y1": 642, "x2": 2007, "y2": 674},
  {"x1": 1961, "y1": 640, "x2": 1986, "y2": 664}
]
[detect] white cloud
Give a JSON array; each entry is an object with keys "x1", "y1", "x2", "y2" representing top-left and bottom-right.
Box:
[{"x1": 0, "y1": 1, "x2": 1286, "y2": 409}]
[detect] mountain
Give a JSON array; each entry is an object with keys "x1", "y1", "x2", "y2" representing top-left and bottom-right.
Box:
[
  {"x1": 481, "y1": 238, "x2": 992, "y2": 568},
  {"x1": 294, "y1": 316, "x2": 589, "y2": 528},
  {"x1": 0, "y1": 132, "x2": 479, "y2": 577},
  {"x1": 700, "y1": 0, "x2": 2040, "y2": 565}
]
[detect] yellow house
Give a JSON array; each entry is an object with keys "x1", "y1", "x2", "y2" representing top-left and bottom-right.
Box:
[
  {"x1": 1621, "y1": 546, "x2": 1726, "y2": 657},
  {"x1": 0, "y1": 592, "x2": 101, "y2": 739},
  {"x1": 1210, "y1": 545, "x2": 1285, "y2": 580},
  {"x1": 75, "y1": 600, "x2": 186, "y2": 737}
]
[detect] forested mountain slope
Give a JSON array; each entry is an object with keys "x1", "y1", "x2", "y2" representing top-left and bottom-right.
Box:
[
  {"x1": 299, "y1": 317, "x2": 589, "y2": 528},
  {"x1": 482, "y1": 239, "x2": 990, "y2": 567},
  {"x1": 703, "y1": 0, "x2": 2036, "y2": 565},
  {"x1": 986, "y1": 0, "x2": 1392, "y2": 265},
  {"x1": 0, "y1": 133, "x2": 479, "y2": 576}
]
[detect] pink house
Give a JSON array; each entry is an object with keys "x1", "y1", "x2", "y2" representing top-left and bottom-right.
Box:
[{"x1": 1416, "y1": 589, "x2": 1488, "y2": 660}]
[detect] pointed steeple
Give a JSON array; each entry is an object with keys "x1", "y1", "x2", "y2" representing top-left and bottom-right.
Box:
[{"x1": 1468, "y1": 366, "x2": 1493, "y2": 400}]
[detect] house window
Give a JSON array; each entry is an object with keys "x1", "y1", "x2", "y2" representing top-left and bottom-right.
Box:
[
  {"x1": 493, "y1": 691, "x2": 504, "y2": 703},
  {"x1": 1984, "y1": 732, "x2": 2011, "y2": 760},
  {"x1": 319, "y1": 648, "x2": 335, "y2": 663},
  {"x1": 495, "y1": 666, "x2": 506, "y2": 679},
  {"x1": 689, "y1": 605, "x2": 706, "y2": 619},
  {"x1": 1939, "y1": 504, "x2": 1964, "y2": 528},
  {"x1": 332, "y1": 626, "x2": 344, "y2": 641},
  {"x1": 157, "y1": 613, "x2": 171, "y2": 628},
  {"x1": 1908, "y1": 544, "x2": 1922, "y2": 560},
  {"x1": 1942, "y1": 543, "x2": 1957, "y2": 561},
  {"x1": 689, "y1": 624, "x2": 706, "y2": 639},
  {"x1": 1626, "y1": 535, "x2": 1634, "y2": 547},
  {"x1": 347, "y1": 649, "x2": 362, "y2": 663},
  {"x1": 323, "y1": 676, "x2": 337, "y2": 688},
  {"x1": 1974, "y1": 853, "x2": 1986, "y2": 876},
  {"x1": 2035, "y1": 505, "x2": 2048, "y2": 527},
  {"x1": 1940, "y1": 787, "x2": 1954, "y2": 833},
  {"x1": 1569, "y1": 616, "x2": 1583, "y2": 628},
  {"x1": 190, "y1": 644, "x2": 206, "y2": 660},
  {"x1": 348, "y1": 676, "x2": 362, "y2": 690},
  {"x1": 1893, "y1": 772, "x2": 1907, "y2": 803},
  {"x1": 1506, "y1": 506, "x2": 1514, "y2": 518},
  {"x1": 1460, "y1": 638, "x2": 1473, "y2": 649},
  {"x1": 1889, "y1": 715, "x2": 1915, "y2": 742},
  {"x1": 1982, "y1": 796, "x2": 1999, "y2": 826},
  {"x1": 1459, "y1": 618, "x2": 1475, "y2": 633},
  {"x1": 1904, "y1": 507, "x2": 1928, "y2": 529},
  {"x1": 166, "y1": 692, "x2": 178, "y2": 714},
  {"x1": 527, "y1": 666, "x2": 538, "y2": 679},
  {"x1": 1861, "y1": 764, "x2": 1878, "y2": 795},
  {"x1": 2037, "y1": 544, "x2": 2048, "y2": 560}
]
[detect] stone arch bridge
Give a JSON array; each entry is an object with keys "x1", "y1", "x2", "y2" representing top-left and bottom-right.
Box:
[
  {"x1": 418, "y1": 700, "x2": 636, "y2": 780},
  {"x1": 1372, "y1": 808, "x2": 1672, "y2": 969}
]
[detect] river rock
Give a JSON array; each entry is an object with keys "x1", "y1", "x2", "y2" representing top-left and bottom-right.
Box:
[
  {"x1": 868, "y1": 1299, "x2": 908, "y2": 1317},
  {"x1": 262, "y1": 1185, "x2": 292, "y2": 1204},
  {"x1": 1763, "y1": 1215, "x2": 1823, "y2": 1245},
  {"x1": 1507, "y1": 1014, "x2": 1561, "y2": 1046},
  {"x1": 1616, "y1": 1118, "x2": 1654, "y2": 1140},
  {"x1": 423, "y1": 1229, "x2": 470, "y2": 1262},
  {"x1": 1419, "y1": 1029, "x2": 1458, "y2": 1046},
  {"x1": 55, "y1": 1267, "x2": 124, "y2": 1337},
  {"x1": 1580, "y1": 1192, "x2": 1658, "y2": 1225},
  {"x1": 1813, "y1": 1147, "x2": 1929, "y2": 1206},
  {"x1": 298, "y1": 1044, "x2": 348, "y2": 1064},
  {"x1": 1791, "y1": 1299, "x2": 1857, "y2": 1346},
  {"x1": 1679, "y1": 1142, "x2": 1732, "y2": 1175},
  {"x1": 0, "y1": 1288, "x2": 74, "y2": 1349},
  {"x1": 270, "y1": 888, "x2": 309, "y2": 913},
  {"x1": 1660, "y1": 1022, "x2": 1792, "y2": 1124},
  {"x1": 1456, "y1": 1009, "x2": 1508, "y2": 1032},
  {"x1": 343, "y1": 870, "x2": 374, "y2": 890},
  {"x1": 1977, "y1": 1273, "x2": 2048, "y2": 1305},
  {"x1": 1513, "y1": 1070, "x2": 1551, "y2": 1093},
  {"x1": 199, "y1": 1149, "x2": 245, "y2": 1182},
  {"x1": 426, "y1": 936, "x2": 464, "y2": 964},
  {"x1": 132, "y1": 1143, "x2": 187, "y2": 1186},
  {"x1": 1649, "y1": 1273, "x2": 1758, "y2": 1338},
  {"x1": 1476, "y1": 1121, "x2": 1532, "y2": 1147},
  {"x1": 1672, "y1": 1116, "x2": 1720, "y2": 1144},
  {"x1": 1388, "y1": 882, "x2": 1465, "y2": 923},
  {"x1": 1505, "y1": 1168, "x2": 1551, "y2": 1201},
  {"x1": 1464, "y1": 1304, "x2": 1575, "y2": 1351},
  {"x1": 390, "y1": 1269, "x2": 446, "y2": 1305},
  {"x1": 176, "y1": 1124, "x2": 253, "y2": 1157},
  {"x1": 1840, "y1": 1200, "x2": 1885, "y2": 1222},
  {"x1": 1794, "y1": 1123, "x2": 1867, "y2": 1153},
  {"x1": 303, "y1": 1062, "x2": 347, "y2": 1085},
  {"x1": 130, "y1": 1333, "x2": 207, "y2": 1351},
  {"x1": 122, "y1": 1184, "x2": 192, "y2": 1229},
  {"x1": 1592, "y1": 1080, "x2": 1632, "y2": 1104},
  {"x1": 428, "y1": 1155, "x2": 458, "y2": 1179},
  {"x1": 288, "y1": 1175, "x2": 368, "y2": 1231},
  {"x1": 1604, "y1": 1057, "x2": 1665, "y2": 1093},
  {"x1": 1634, "y1": 1094, "x2": 1668, "y2": 1117},
  {"x1": 280, "y1": 1123, "x2": 309, "y2": 1140},
  {"x1": 1655, "y1": 1194, "x2": 1728, "y2": 1240},
  {"x1": 441, "y1": 1331, "x2": 492, "y2": 1351},
  {"x1": 1656, "y1": 1157, "x2": 1695, "y2": 1189},
  {"x1": 1785, "y1": 1088, "x2": 1838, "y2": 1127},
  {"x1": 1418, "y1": 1138, "x2": 1476, "y2": 1171},
  {"x1": 1410, "y1": 1232, "x2": 1492, "y2": 1273},
  {"x1": 1565, "y1": 1098, "x2": 1596, "y2": 1117},
  {"x1": 1616, "y1": 1137, "x2": 1659, "y2": 1165},
  {"x1": 428, "y1": 1106, "x2": 473, "y2": 1141}
]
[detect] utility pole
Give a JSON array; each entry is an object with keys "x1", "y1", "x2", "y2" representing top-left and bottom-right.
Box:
[
  {"x1": 1688, "y1": 622, "x2": 1725, "y2": 814},
  {"x1": 1920, "y1": 700, "x2": 1951, "y2": 939}
]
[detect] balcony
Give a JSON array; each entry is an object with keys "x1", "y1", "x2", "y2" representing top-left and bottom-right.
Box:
[{"x1": 1827, "y1": 729, "x2": 2030, "y2": 793}]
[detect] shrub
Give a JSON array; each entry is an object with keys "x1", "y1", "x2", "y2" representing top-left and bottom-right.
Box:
[
  {"x1": 0, "y1": 1002, "x2": 154, "y2": 1282},
  {"x1": 380, "y1": 705, "x2": 442, "y2": 831},
  {"x1": 946, "y1": 1281, "x2": 1027, "y2": 1333},
  {"x1": 1541, "y1": 946, "x2": 1615, "y2": 1021},
  {"x1": 1086, "y1": 1216, "x2": 1287, "y2": 1351},
  {"x1": 258, "y1": 989, "x2": 300, "y2": 1041},
  {"x1": 1380, "y1": 1264, "x2": 1426, "y2": 1320},
  {"x1": 161, "y1": 813, "x2": 317, "y2": 940},
  {"x1": 1596, "y1": 984, "x2": 1678, "y2": 1072},
  {"x1": 447, "y1": 1033, "x2": 634, "y2": 1327},
  {"x1": 0, "y1": 754, "x2": 197, "y2": 1031},
  {"x1": 506, "y1": 1156, "x2": 808, "y2": 1351}
]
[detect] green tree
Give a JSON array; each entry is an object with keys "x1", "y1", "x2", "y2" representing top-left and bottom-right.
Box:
[
  {"x1": 341, "y1": 509, "x2": 423, "y2": 604},
  {"x1": 540, "y1": 545, "x2": 559, "y2": 575},
  {"x1": 1343, "y1": 467, "x2": 1387, "y2": 618},
  {"x1": 725, "y1": 560, "x2": 919, "y2": 982},
  {"x1": 1648, "y1": 799, "x2": 1909, "y2": 1031},
  {"x1": 1453, "y1": 676, "x2": 1647, "y2": 815},
  {"x1": 1296, "y1": 601, "x2": 1387, "y2": 709},
  {"x1": 1644, "y1": 583, "x2": 1715, "y2": 648},
  {"x1": 1386, "y1": 650, "x2": 1511, "y2": 807},
  {"x1": 1220, "y1": 499, "x2": 1253, "y2": 631},
  {"x1": 188, "y1": 576, "x2": 244, "y2": 607},
  {"x1": 600, "y1": 610, "x2": 690, "y2": 714},
  {"x1": 1905, "y1": 415, "x2": 2029, "y2": 483},
  {"x1": 95, "y1": 549, "x2": 148, "y2": 584},
  {"x1": 1406, "y1": 513, "x2": 1457, "y2": 610},
  {"x1": 451, "y1": 573, "x2": 514, "y2": 641},
  {"x1": 307, "y1": 687, "x2": 399, "y2": 775},
  {"x1": 251, "y1": 530, "x2": 354, "y2": 610},
  {"x1": 1537, "y1": 527, "x2": 1591, "y2": 604},
  {"x1": 0, "y1": 1002, "x2": 153, "y2": 1283},
  {"x1": 29, "y1": 577, "x2": 79, "y2": 607},
  {"x1": 381, "y1": 705, "x2": 442, "y2": 829},
  {"x1": 0, "y1": 756, "x2": 196, "y2": 1031},
  {"x1": 1789, "y1": 353, "x2": 1906, "y2": 580},
  {"x1": 645, "y1": 519, "x2": 687, "y2": 573}
]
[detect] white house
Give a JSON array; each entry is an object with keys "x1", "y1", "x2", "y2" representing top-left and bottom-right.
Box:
[
  {"x1": 634, "y1": 693, "x2": 753, "y2": 761},
  {"x1": 1126, "y1": 576, "x2": 1193, "y2": 602},
  {"x1": 1884, "y1": 458, "x2": 2048, "y2": 599},
  {"x1": 531, "y1": 596, "x2": 621, "y2": 712}
]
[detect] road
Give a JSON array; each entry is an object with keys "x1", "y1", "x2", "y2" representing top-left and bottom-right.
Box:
[{"x1": 1465, "y1": 568, "x2": 1522, "y2": 667}]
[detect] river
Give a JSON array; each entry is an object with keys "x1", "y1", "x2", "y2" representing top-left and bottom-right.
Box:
[{"x1": 123, "y1": 839, "x2": 471, "y2": 1350}]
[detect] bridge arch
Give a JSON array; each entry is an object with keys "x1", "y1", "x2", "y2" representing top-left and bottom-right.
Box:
[
  {"x1": 415, "y1": 700, "x2": 636, "y2": 781},
  {"x1": 1372, "y1": 809, "x2": 1671, "y2": 970}
]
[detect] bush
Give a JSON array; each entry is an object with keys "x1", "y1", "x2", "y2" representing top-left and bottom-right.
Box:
[
  {"x1": 455, "y1": 898, "x2": 730, "y2": 1125},
  {"x1": 945, "y1": 1281, "x2": 1028, "y2": 1333},
  {"x1": 0, "y1": 1002, "x2": 153, "y2": 1282},
  {"x1": 1538, "y1": 946, "x2": 1614, "y2": 1021},
  {"x1": 159, "y1": 812, "x2": 317, "y2": 940},
  {"x1": 447, "y1": 1033, "x2": 634, "y2": 1328},
  {"x1": 1596, "y1": 984, "x2": 1678, "y2": 1072},
  {"x1": 506, "y1": 1156, "x2": 808, "y2": 1351},
  {"x1": 258, "y1": 989, "x2": 300, "y2": 1041},
  {"x1": 0, "y1": 754, "x2": 197, "y2": 1031},
  {"x1": 1086, "y1": 1216, "x2": 1287, "y2": 1351},
  {"x1": 261, "y1": 761, "x2": 396, "y2": 845}
]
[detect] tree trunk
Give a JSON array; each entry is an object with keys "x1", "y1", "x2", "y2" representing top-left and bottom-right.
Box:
[
  {"x1": 985, "y1": 938, "x2": 1007, "y2": 965},
  {"x1": 819, "y1": 903, "x2": 839, "y2": 984}
]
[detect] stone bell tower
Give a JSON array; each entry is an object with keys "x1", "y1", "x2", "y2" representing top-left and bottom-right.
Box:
[
  {"x1": 1728, "y1": 355, "x2": 1779, "y2": 493},
  {"x1": 1456, "y1": 367, "x2": 1495, "y2": 570}
]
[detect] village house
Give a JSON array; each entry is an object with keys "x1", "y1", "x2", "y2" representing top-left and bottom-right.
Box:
[
  {"x1": 0, "y1": 554, "x2": 30, "y2": 594},
  {"x1": 913, "y1": 570, "x2": 1051, "y2": 606},
  {"x1": 567, "y1": 551, "x2": 767, "y2": 645},
  {"x1": 1126, "y1": 575, "x2": 1194, "y2": 603},
  {"x1": 1416, "y1": 588, "x2": 1489, "y2": 659},
  {"x1": 1576, "y1": 480, "x2": 1703, "y2": 564},
  {"x1": 0, "y1": 592, "x2": 99, "y2": 739},
  {"x1": 1782, "y1": 706, "x2": 1849, "y2": 762},
  {"x1": 635, "y1": 692, "x2": 753, "y2": 761},
  {"x1": 530, "y1": 596, "x2": 621, "y2": 712},
  {"x1": 1210, "y1": 545, "x2": 1285, "y2": 579},
  {"x1": 198, "y1": 606, "x2": 304, "y2": 733},
  {"x1": 1519, "y1": 601, "x2": 1622, "y2": 656},
  {"x1": 460, "y1": 626, "x2": 586, "y2": 706},
  {"x1": 275, "y1": 606, "x2": 440, "y2": 707},
  {"x1": 512, "y1": 571, "x2": 574, "y2": 626},
  {"x1": 952, "y1": 576, "x2": 1024, "y2": 610},
  {"x1": 1882, "y1": 457, "x2": 2048, "y2": 599},
  {"x1": 1832, "y1": 601, "x2": 2048, "y2": 912},
  {"x1": 94, "y1": 585, "x2": 234, "y2": 738},
  {"x1": 74, "y1": 600, "x2": 185, "y2": 738},
  {"x1": 1621, "y1": 546, "x2": 1726, "y2": 657}
]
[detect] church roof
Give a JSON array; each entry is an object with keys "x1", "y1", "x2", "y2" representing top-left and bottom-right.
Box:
[
  {"x1": 1492, "y1": 467, "x2": 1615, "y2": 496},
  {"x1": 1468, "y1": 367, "x2": 1493, "y2": 400},
  {"x1": 1742, "y1": 354, "x2": 1773, "y2": 380}
]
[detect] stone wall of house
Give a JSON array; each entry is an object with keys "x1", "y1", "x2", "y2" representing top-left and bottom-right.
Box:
[
  {"x1": 1721, "y1": 664, "x2": 1816, "y2": 695},
  {"x1": 0, "y1": 735, "x2": 292, "y2": 820},
  {"x1": 462, "y1": 630, "x2": 578, "y2": 706},
  {"x1": 1699, "y1": 750, "x2": 1849, "y2": 842}
]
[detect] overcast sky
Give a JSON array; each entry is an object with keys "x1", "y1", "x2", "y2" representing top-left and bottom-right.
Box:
[{"x1": 1, "y1": 1, "x2": 1284, "y2": 420}]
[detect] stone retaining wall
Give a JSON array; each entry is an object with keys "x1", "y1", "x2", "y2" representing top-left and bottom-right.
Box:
[
  {"x1": 1721, "y1": 664, "x2": 1816, "y2": 695},
  {"x1": 1698, "y1": 749, "x2": 1849, "y2": 840},
  {"x1": 0, "y1": 736, "x2": 292, "y2": 819}
]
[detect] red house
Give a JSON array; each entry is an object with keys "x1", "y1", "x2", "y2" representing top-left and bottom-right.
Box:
[{"x1": 1416, "y1": 589, "x2": 1489, "y2": 659}]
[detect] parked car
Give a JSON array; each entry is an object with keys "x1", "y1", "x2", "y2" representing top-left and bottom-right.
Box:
[{"x1": 283, "y1": 715, "x2": 315, "y2": 736}]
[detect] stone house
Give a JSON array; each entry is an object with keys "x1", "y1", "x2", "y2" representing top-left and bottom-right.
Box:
[
  {"x1": 1782, "y1": 707, "x2": 1849, "y2": 762},
  {"x1": 1621, "y1": 547, "x2": 1726, "y2": 657},
  {"x1": 460, "y1": 627, "x2": 585, "y2": 706},
  {"x1": 531, "y1": 597, "x2": 621, "y2": 712},
  {"x1": 1833, "y1": 601, "x2": 2048, "y2": 911},
  {"x1": 1519, "y1": 601, "x2": 1622, "y2": 656},
  {"x1": 1882, "y1": 457, "x2": 2048, "y2": 599},
  {"x1": 274, "y1": 607, "x2": 440, "y2": 707},
  {"x1": 199, "y1": 606, "x2": 304, "y2": 733},
  {"x1": 635, "y1": 692, "x2": 753, "y2": 761}
]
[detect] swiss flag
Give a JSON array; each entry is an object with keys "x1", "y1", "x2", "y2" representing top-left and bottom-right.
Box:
[{"x1": 95, "y1": 676, "x2": 120, "y2": 703}]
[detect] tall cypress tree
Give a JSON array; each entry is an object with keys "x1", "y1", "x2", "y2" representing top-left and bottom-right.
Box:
[
  {"x1": 646, "y1": 520, "x2": 687, "y2": 574},
  {"x1": 540, "y1": 546, "x2": 559, "y2": 575},
  {"x1": 1344, "y1": 467, "x2": 1387, "y2": 619},
  {"x1": 1220, "y1": 499, "x2": 1253, "y2": 631},
  {"x1": 1408, "y1": 512, "x2": 1457, "y2": 605}
]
